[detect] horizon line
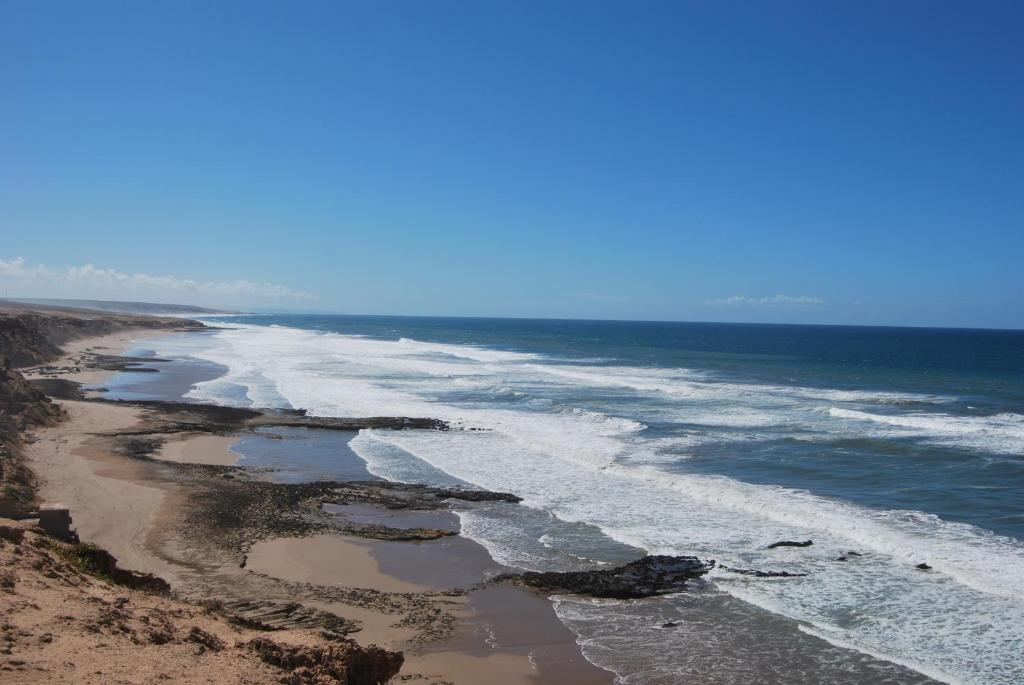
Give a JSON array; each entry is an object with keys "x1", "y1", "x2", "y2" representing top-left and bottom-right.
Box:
[{"x1": 7, "y1": 296, "x2": 1022, "y2": 333}]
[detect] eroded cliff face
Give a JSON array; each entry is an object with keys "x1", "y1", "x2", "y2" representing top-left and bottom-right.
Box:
[
  {"x1": 0, "y1": 305, "x2": 204, "y2": 517},
  {"x1": 0, "y1": 356, "x2": 60, "y2": 517},
  {"x1": 0, "y1": 308, "x2": 203, "y2": 367}
]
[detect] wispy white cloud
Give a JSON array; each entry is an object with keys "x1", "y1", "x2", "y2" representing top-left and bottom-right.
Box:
[
  {"x1": 0, "y1": 257, "x2": 314, "y2": 302},
  {"x1": 707, "y1": 294, "x2": 826, "y2": 307}
]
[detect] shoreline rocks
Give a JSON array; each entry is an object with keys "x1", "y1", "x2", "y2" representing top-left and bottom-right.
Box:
[
  {"x1": 499, "y1": 555, "x2": 714, "y2": 599},
  {"x1": 719, "y1": 565, "x2": 808, "y2": 578},
  {"x1": 766, "y1": 539, "x2": 813, "y2": 549},
  {"x1": 94, "y1": 396, "x2": 454, "y2": 435}
]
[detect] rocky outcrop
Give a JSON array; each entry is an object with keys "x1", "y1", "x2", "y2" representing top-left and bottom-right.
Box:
[
  {"x1": 335, "y1": 524, "x2": 455, "y2": 542},
  {"x1": 766, "y1": 539, "x2": 813, "y2": 549},
  {"x1": 164, "y1": 463, "x2": 520, "y2": 558},
  {"x1": 0, "y1": 355, "x2": 63, "y2": 434},
  {"x1": 247, "y1": 637, "x2": 403, "y2": 685},
  {"x1": 252, "y1": 408, "x2": 450, "y2": 431},
  {"x1": 500, "y1": 555, "x2": 714, "y2": 599},
  {"x1": 97, "y1": 398, "x2": 454, "y2": 436},
  {"x1": 26, "y1": 377, "x2": 86, "y2": 400},
  {"x1": 719, "y1": 565, "x2": 807, "y2": 578},
  {"x1": 60, "y1": 541, "x2": 171, "y2": 594},
  {"x1": 97, "y1": 399, "x2": 450, "y2": 442},
  {"x1": 0, "y1": 521, "x2": 404, "y2": 684},
  {"x1": 215, "y1": 599, "x2": 360, "y2": 635}
]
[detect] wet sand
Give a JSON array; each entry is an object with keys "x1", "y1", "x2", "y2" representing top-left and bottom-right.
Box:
[
  {"x1": 154, "y1": 433, "x2": 240, "y2": 465},
  {"x1": 232, "y1": 426, "x2": 378, "y2": 482},
  {"x1": 246, "y1": 531, "x2": 611, "y2": 684},
  {"x1": 247, "y1": 535, "x2": 432, "y2": 593},
  {"x1": 415, "y1": 585, "x2": 614, "y2": 685}
]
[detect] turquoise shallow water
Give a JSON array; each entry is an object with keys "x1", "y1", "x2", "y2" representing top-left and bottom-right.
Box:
[{"x1": 125, "y1": 316, "x2": 1023, "y2": 684}]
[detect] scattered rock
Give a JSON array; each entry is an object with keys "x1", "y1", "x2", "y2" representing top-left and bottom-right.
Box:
[
  {"x1": 0, "y1": 525, "x2": 25, "y2": 544},
  {"x1": 247, "y1": 636, "x2": 403, "y2": 685},
  {"x1": 217, "y1": 600, "x2": 360, "y2": 634},
  {"x1": 167, "y1": 471, "x2": 519, "y2": 562},
  {"x1": 99, "y1": 398, "x2": 453, "y2": 435},
  {"x1": 766, "y1": 540, "x2": 813, "y2": 549},
  {"x1": 187, "y1": 626, "x2": 225, "y2": 652},
  {"x1": 719, "y1": 565, "x2": 807, "y2": 578},
  {"x1": 338, "y1": 524, "x2": 456, "y2": 542},
  {"x1": 146, "y1": 627, "x2": 174, "y2": 645}
]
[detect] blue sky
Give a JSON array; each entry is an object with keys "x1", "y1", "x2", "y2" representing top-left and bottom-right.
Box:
[{"x1": 1, "y1": 1, "x2": 1021, "y2": 327}]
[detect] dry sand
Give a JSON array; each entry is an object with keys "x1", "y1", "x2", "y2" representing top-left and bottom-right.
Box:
[{"x1": 25, "y1": 399, "x2": 179, "y2": 581}]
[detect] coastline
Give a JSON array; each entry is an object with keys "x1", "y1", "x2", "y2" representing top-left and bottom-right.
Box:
[
  {"x1": 15, "y1": 323, "x2": 615, "y2": 684},
  {"x1": 3, "y1": 308, "x2": 967, "y2": 684}
]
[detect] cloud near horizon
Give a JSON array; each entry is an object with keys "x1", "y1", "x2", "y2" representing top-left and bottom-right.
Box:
[
  {"x1": 707, "y1": 294, "x2": 826, "y2": 307},
  {"x1": 0, "y1": 257, "x2": 314, "y2": 304}
]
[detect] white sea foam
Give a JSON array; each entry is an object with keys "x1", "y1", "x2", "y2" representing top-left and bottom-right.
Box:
[
  {"x1": 394, "y1": 337, "x2": 540, "y2": 363},
  {"x1": 796, "y1": 624, "x2": 964, "y2": 685},
  {"x1": 829, "y1": 407, "x2": 1024, "y2": 454},
  {"x1": 181, "y1": 322, "x2": 1024, "y2": 684},
  {"x1": 529, "y1": 362, "x2": 943, "y2": 405},
  {"x1": 352, "y1": 425, "x2": 1024, "y2": 682}
]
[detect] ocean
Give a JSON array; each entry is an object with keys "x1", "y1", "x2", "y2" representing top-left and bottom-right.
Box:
[{"x1": 121, "y1": 315, "x2": 1024, "y2": 684}]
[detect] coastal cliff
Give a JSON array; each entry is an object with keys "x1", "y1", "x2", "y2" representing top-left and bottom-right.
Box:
[
  {"x1": 0, "y1": 303, "x2": 203, "y2": 517},
  {"x1": 0, "y1": 302, "x2": 204, "y2": 367},
  {"x1": 0, "y1": 356, "x2": 59, "y2": 517}
]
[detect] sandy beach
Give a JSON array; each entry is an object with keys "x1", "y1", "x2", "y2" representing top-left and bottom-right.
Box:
[{"x1": 10, "y1": 320, "x2": 614, "y2": 684}]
